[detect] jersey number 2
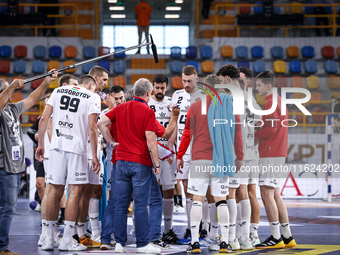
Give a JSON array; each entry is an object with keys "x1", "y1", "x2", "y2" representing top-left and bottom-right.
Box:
[{"x1": 60, "y1": 95, "x2": 80, "y2": 113}]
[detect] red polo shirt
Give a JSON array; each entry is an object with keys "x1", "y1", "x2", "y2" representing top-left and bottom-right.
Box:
[
  {"x1": 255, "y1": 94, "x2": 288, "y2": 158},
  {"x1": 105, "y1": 97, "x2": 156, "y2": 167},
  {"x1": 178, "y1": 96, "x2": 243, "y2": 161}
]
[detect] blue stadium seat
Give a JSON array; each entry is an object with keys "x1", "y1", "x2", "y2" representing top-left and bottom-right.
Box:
[
  {"x1": 114, "y1": 60, "x2": 126, "y2": 74},
  {"x1": 301, "y1": 46, "x2": 314, "y2": 58},
  {"x1": 32, "y1": 60, "x2": 45, "y2": 74},
  {"x1": 253, "y1": 60, "x2": 266, "y2": 73},
  {"x1": 237, "y1": 61, "x2": 250, "y2": 69},
  {"x1": 304, "y1": 60, "x2": 317, "y2": 73},
  {"x1": 171, "y1": 60, "x2": 184, "y2": 74},
  {"x1": 82, "y1": 63, "x2": 96, "y2": 74},
  {"x1": 114, "y1": 46, "x2": 126, "y2": 58},
  {"x1": 49, "y1": 46, "x2": 62, "y2": 58},
  {"x1": 0, "y1": 3, "x2": 7, "y2": 13},
  {"x1": 289, "y1": 60, "x2": 302, "y2": 73},
  {"x1": 325, "y1": 60, "x2": 338, "y2": 73},
  {"x1": 186, "y1": 46, "x2": 197, "y2": 58},
  {"x1": 324, "y1": 1, "x2": 332, "y2": 14},
  {"x1": 33, "y1": 45, "x2": 46, "y2": 58},
  {"x1": 251, "y1": 46, "x2": 264, "y2": 58},
  {"x1": 0, "y1": 45, "x2": 12, "y2": 58},
  {"x1": 273, "y1": 6, "x2": 280, "y2": 14},
  {"x1": 254, "y1": 1, "x2": 263, "y2": 14},
  {"x1": 13, "y1": 60, "x2": 26, "y2": 73},
  {"x1": 186, "y1": 60, "x2": 199, "y2": 72},
  {"x1": 83, "y1": 46, "x2": 96, "y2": 59},
  {"x1": 170, "y1": 46, "x2": 182, "y2": 58},
  {"x1": 200, "y1": 45, "x2": 213, "y2": 59},
  {"x1": 305, "y1": 2, "x2": 314, "y2": 14},
  {"x1": 98, "y1": 60, "x2": 110, "y2": 72},
  {"x1": 236, "y1": 46, "x2": 248, "y2": 58},
  {"x1": 306, "y1": 17, "x2": 316, "y2": 26},
  {"x1": 221, "y1": 60, "x2": 236, "y2": 67},
  {"x1": 271, "y1": 46, "x2": 284, "y2": 58}
]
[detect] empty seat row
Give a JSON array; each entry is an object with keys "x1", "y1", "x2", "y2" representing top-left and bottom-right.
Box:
[
  {"x1": 0, "y1": 45, "x2": 126, "y2": 59},
  {"x1": 273, "y1": 60, "x2": 338, "y2": 73},
  {"x1": 275, "y1": 75, "x2": 340, "y2": 90},
  {"x1": 170, "y1": 46, "x2": 213, "y2": 59},
  {"x1": 171, "y1": 60, "x2": 214, "y2": 73},
  {"x1": 221, "y1": 45, "x2": 340, "y2": 59}
]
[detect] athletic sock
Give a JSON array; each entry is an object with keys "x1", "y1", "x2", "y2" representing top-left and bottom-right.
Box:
[
  {"x1": 190, "y1": 201, "x2": 202, "y2": 244},
  {"x1": 89, "y1": 198, "x2": 101, "y2": 238},
  {"x1": 45, "y1": 221, "x2": 55, "y2": 241},
  {"x1": 77, "y1": 222, "x2": 86, "y2": 238},
  {"x1": 269, "y1": 221, "x2": 281, "y2": 240},
  {"x1": 235, "y1": 203, "x2": 242, "y2": 239},
  {"x1": 208, "y1": 203, "x2": 219, "y2": 239},
  {"x1": 41, "y1": 219, "x2": 47, "y2": 237},
  {"x1": 60, "y1": 207, "x2": 65, "y2": 218},
  {"x1": 54, "y1": 220, "x2": 58, "y2": 237},
  {"x1": 178, "y1": 195, "x2": 183, "y2": 207},
  {"x1": 174, "y1": 195, "x2": 178, "y2": 206},
  {"x1": 186, "y1": 198, "x2": 193, "y2": 229},
  {"x1": 227, "y1": 198, "x2": 237, "y2": 242},
  {"x1": 202, "y1": 199, "x2": 210, "y2": 233},
  {"x1": 240, "y1": 199, "x2": 251, "y2": 240},
  {"x1": 281, "y1": 223, "x2": 292, "y2": 239},
  {"x1": 64, "y1": 221, "x2": 76, "y2": 242},
  {"x1": 250, "y1": 223, "x2": 259, "y2": 237},
  {"x1": 217, "y1": 202, "x2": 229, "y2": 243},
  {"x1": 163, "y1": 198, "x2": 174, "y2": 233}
]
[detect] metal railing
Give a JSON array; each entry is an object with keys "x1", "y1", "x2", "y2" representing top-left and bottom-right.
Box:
[{"x1": 0, "y1": 3, "x2": 78, "y2": 37}]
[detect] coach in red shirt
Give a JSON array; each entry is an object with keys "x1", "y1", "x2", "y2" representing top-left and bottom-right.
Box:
[{"x1": 98, "y1": 78, "x2": 160, "y2": 253}]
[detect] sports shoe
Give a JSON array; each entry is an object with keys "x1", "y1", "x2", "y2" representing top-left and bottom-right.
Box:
[
  {"x1": 281, "y1": 235, "x2": 297, "y2": 248},
  {"x1": 37, "y1": 234, "x2": 45, "y2": 246},
  {"x1": 229, "y1": 238, "x2": 240, "y2": 250},
  {"x1": 72, "y1": 234, "x2": 80, "y2": 243},
  {"x1": 130, "y1": 228, "x2": 136, "y2": 237},
  {"x1": 0, "y1": 249, "x2": 21, "y2": 255},
  {"x1": 100, "y1": 243, "x2": 113, "y2": 250},
  {"x1": 177, "y1": 228, "x2": 191, "y2": 245},
  {"x1": 200, "y1": 237, "x2": 212, "y2": 248},
  {"x1": 186, "y1": 241, "x2": 201, "y2": 253},
  {"x1": 54, "y1": 232, "x2": 63, "y2": 247},
  {"x1": 219, "y1": 241, "x2": 232, "y2": 253},
  {"x1": 137, "y1": 243, "x2": 161, "y2": 253},
  {"x1": 199, "y1": 229, "x2": 208, "y2": 241},
  {"x1": 208, "y1": 238, "x2": 220, "y2": 251},
  {"x1": 255, "y1": 235, "x2": 285, "y2": 249},
  {"x1": 57, "y1": 216, "x2": 65, "y2": 226},
  {"x1": 239, "y1": 237, "x2": 253, "y2": 250},
  {"x1": 115, "y1": 243, "x2": 126, "y2": 253},
  {"x1": 250, "y1": 234, "x2": 260, "y2": 246},
  {"x1": 174, "y1": 205, "x2": 185, "y2": 214},
  {"x1": 79, "y1": 235, "x2": 101, "y2": 248},
  {"x1": 163, "y1": 228, "x2": 179, "y2": 244},
  {"x1": 41, "y1": 238, "x2": 54, "y2": 251},
  {"x1": 151, "y1": 238, "x2": 170, "y2": 249},
  {"x1": 110, "y1": 237, "x2": 117, "y2": 247},
  {"x1": 58, "y1": 238, "x2": 87, "y2": 251}
]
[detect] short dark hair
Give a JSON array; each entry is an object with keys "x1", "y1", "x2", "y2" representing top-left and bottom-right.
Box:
[
  {"x1": 89, "y1": 66, "x2": 109, "y2": 77},
  {"x1": 239, "y1": 67, "x2": 253, "y2": 79},
  {"x1": 216, "y1": 64, "x2": 240, "y2": 79},
  {"x1": 79, "y1": 74, "x2": 97, "y2": 86},
  {"x1": 152, "y1": 74, "x2": 168, "y2": 86},
  {"x1": 255, "y1": 71, "x2": 275, "y2": 87},
  {"x1": 182, "y1": 65, "x2": 198, "y2": 76},
  {"x1": 59, "y1": 74, "x2": 78, "y2": 87},
  {"x1": 110, "y1": 85, "x2": 124, "y2": 94},
  {"x1": 204, "y1": 74, "x2": 220, "y2": 88}
]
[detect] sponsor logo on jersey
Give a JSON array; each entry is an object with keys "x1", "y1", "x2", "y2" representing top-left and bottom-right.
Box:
[
  {"x1": 75, "y1": 172, "x2": 86, "y2": 177},
  {"x1": 188, "y1": 185, "x2": 198, "y2": 192},
  {"x1": 159, "y1": 112, "x2": 167, "y2": 119},
  {"x1": 58, "y1": 114, "x2": 73, "y2": 129},
  {"x1": 56, "y1": 129, "x2": 73, "y2": 140}
]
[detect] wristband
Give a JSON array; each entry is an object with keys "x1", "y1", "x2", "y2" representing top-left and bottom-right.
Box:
[
  {"x1": 155, "y1": 165, "x2": 160, "y2": 168},
  {"x1": 110, "y1": 141, "x2": 115, "y2": 147}
]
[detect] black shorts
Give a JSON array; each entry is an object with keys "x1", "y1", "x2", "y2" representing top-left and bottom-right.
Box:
[{"x1": 35, "y1": 161, "x2": 45, "y2": 178}]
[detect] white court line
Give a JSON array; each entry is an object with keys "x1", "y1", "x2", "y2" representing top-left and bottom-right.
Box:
[{"x1": 318, "y1": 216, "x2": 340, "y2": 219}]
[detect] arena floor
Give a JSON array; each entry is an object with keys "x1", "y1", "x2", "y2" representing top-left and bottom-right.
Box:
[{"x1": 8, "y1": 198, "x2": 340, "y2": 255}]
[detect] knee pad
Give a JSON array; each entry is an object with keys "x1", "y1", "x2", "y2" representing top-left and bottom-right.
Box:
[
  {"x1": 162, "y1": 185, "x2": 174, "y2": 191},
  {"x1": 215, "y1": 200, "x2": 227, "y2": 208}
]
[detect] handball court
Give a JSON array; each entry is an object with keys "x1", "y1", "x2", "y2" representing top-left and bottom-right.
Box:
[{"x1": 8, "y1": 198, "x2": 340, "y2": 255}]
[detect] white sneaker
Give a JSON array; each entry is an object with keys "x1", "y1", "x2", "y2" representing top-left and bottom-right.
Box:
[
  {"x1": 54, "y1": 231, "x2": 63, "y2": 247},
  {"x1": 110, "y1": 237, "x2": 117, "y2": 247},
  {"x1": 115, "y1": 243, "x2": 126, "y2": 253},
  {"x1": 130, "y1": 228, "x2": 136, "y2": 237},
  {"x1": 173, "y1": 205, "x2": 185, "y2": 214},
  {"x1": 100, "y1": 243, "x2": 113, "y2": 250},
  {"x1": 58, "y1": 238, "x2": 87, "y2": 251},
  {"x1": 239, "y1": 237, "x2": 253, "y2": 250},
  {"x1": 250, "y1": 234, "x2": 260, "y2": 246},
  {"x1": 229, "y1": 238, "x2": 240, "y2": 250},
  {"x1": 92, "y1": 235, "x2": 101, "y2": 243},
  {"x1": 208, "y1": 237, "x2": 220, "y2": 251},
  {"x1": 41, "y1": 238, "x2": 54, "y2": 251},
  {"x1": 136, "y1": 243, "x2": 161, "y2": 254},
  {"x1": 38, "y1": 234, "x2": 45, "y2": 246},
  {"x1": 200, "y1": 237, "x2": 213, "y2": 247}
]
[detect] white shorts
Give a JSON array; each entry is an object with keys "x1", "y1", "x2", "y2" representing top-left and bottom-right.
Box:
[
  {"x1": 187, "y1": 160, "x2": 229, "y2": 197},
  {"x1": 177, "y1": 154, "x2": 190, "y2": 180},
  {"x1": 43, "y1": 158, "x2": 50, "y2": 183},
  {"x1": 229, "y1": 160, "x2": 260, "y2": 188},
  {"x1": 88, "y1": 159, "x2": 104, "y2": 185},
  {"x1": 156, "y1": 156, "x2": 177, "y2": 187},
  {"x1": 259, "y1": 157, "x2": 286, "y2": 188},
  {"x1": 246, "y1": 160, "x2": 259, "y2": 185},
  {"x1": 48, "y1": 149, "x2": 88, "y2": 185}
]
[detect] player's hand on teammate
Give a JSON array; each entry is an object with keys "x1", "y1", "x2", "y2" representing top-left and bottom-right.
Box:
[
  {"x1": 176, "y1": 158, "x2": 183, "y2": 174},
  {"x1": 167, "y1": 155, "x2": 174, "y2": 165},
  {"x1": 92, "y1": 157, "x2": 101, "y2": 174},
  {"x1": 35, "y1": 146, "x2": 45, "y2": 162},
  {"x1": 171, "y1": 105, "x2": 180, "y2": 117},
  {"x1": 44, "y1": 69, "x2": 59, "y2": 84},
  {"x1": 235, "y1": 159, "x2": 242, "y2": 173}
]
